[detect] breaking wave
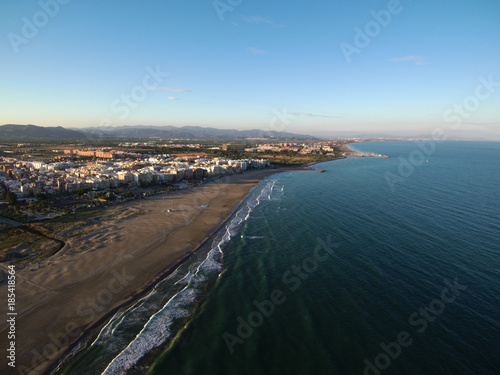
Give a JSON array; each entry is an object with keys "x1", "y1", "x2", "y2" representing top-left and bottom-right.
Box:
[{"x1": 54, "y1": 177, "x2": 282, "y2": 375}]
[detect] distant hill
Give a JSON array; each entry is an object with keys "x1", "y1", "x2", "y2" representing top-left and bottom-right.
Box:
[
  {"x1": 0, "y1": 124, "x2": 85, "y2": 139},
  {"x1": 0, "y1": 124, "x2": 316, "y2": 141},
  {"x1": 79, "y1": 125, "x2": 316, "y2": 140}
]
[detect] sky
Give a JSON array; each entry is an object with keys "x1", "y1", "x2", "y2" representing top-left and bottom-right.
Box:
[{"x1": 1, "y1": 0, "x2": 499, "y2": 139}]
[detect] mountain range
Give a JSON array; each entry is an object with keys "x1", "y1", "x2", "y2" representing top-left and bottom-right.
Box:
[
  {"x1": 0, "y1": 124, "x2": 315, "y2": 141},
  {"x1": 0, "y1": 125, "x2": 85, "y2": 139}
]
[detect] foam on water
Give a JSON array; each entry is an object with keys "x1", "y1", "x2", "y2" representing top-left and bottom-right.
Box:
[
  {"x1": 102, "y1": 287, "x2": 195, "y2": 374},
  {"x1": 71, "y1": 177, "x2": 282, "y2": 374},
  {"x1": 82, "y1": 143, "x2": 499, "y2": 375}
]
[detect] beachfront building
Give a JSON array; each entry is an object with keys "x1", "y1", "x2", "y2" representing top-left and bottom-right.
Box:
[{"x1": 0, "y1": 155, "x2": 271, "y2": 196}]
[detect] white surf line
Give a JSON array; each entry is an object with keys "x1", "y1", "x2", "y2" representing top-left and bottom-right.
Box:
[
  {"x1": 102, "y1": 177, "x2": 275, "y2": 373},
  {"x1": 101, "y1": 284, "x2": 193, "y2": 375}
]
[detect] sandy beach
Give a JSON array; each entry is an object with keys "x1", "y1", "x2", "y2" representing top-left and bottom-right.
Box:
[{"x1": 0, "y1": 167, "x2": 308, "y2": 375}]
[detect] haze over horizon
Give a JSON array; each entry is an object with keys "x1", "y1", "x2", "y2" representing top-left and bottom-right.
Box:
[{"x1": 1, "y1": 0, "x2": 499, "y2": 139}]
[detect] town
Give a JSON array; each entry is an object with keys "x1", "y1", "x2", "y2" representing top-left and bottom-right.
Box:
[{"x1": 0, "y1": 140, "x2": 356, "y2": 224}]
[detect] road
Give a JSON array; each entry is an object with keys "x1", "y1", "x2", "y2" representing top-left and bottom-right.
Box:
[{"x1": 0, "y1": 215, "x2": 22, "y2": 227}]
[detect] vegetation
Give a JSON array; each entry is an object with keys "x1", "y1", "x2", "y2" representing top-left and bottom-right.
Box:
[
  {"x1": 34, "y1": 192, "x2": 48, "y2": 201},
  {"x1": 91, "y1": 191, "x2": 117, "y2": 201},
  {"x1": 1, "y1": 206, "x2": 24, "y2": 222},
  {"x1": 0, "y1": 226, "x2": 63, "y2": 265},
  {"x1": 77, "y1": 187, "x2": 89, "y2": 197},
  {"x1": 6, "y1": 191, "x2": 17, "y2": 205}
]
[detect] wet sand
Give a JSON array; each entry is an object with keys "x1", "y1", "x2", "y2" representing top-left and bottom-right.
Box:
[{"x1": 0, "y1": 168, "x2": 307, "y2": 375}]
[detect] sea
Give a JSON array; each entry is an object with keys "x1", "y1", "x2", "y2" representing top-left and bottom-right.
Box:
[{"x1": 56, "y1": 141, "x2": 500, "y2": 375}]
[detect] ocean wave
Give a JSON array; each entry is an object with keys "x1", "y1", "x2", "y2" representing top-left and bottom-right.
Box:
[
  {"x1": 102, "y1": 288, "x2": 195, "y2": 374},
  {"x1": 93, "y1": 177, "x2": 280, "y2": 374}
]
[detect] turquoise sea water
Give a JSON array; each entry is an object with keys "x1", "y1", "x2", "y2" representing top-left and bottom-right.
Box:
[{"x1": 59, "y1": 141, "x2": 500, "y2": 375}]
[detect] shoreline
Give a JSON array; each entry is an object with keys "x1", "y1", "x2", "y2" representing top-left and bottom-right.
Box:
[
  {"x1": 49, "y1": 219, "x2": 227, "y2": 375},
  {"x1": 47, "y1": 170, "x2": 279, "y2": 374},
  {"x1": 344, "y1": 141, "x2": 391, "y2": 157},
  {"x1": 0, "y1": 166, "x2": 316, "y2": 375},
  {"x1": 49, "y1": 164, "x2": 322, "y2": 374}
]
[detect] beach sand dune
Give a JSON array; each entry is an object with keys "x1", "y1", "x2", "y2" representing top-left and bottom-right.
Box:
[{"x1": 0, "y1": 169, "x2": 291, "y2": 375}]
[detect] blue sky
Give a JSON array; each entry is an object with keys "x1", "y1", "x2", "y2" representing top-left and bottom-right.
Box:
[{"x1": 1, "y1": 0, "x2": 499, "y2": 139}]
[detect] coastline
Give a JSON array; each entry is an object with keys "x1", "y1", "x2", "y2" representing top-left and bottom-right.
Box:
[
  {"x1": 0, "y1": 166, "x2": 315, "y2": 375},
  {"x1": 47, "y1": 168, "x2": 294, "y2": 374},
  {"x1": 343, "y1": 141, "x2": 390, "y2": 157}
]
